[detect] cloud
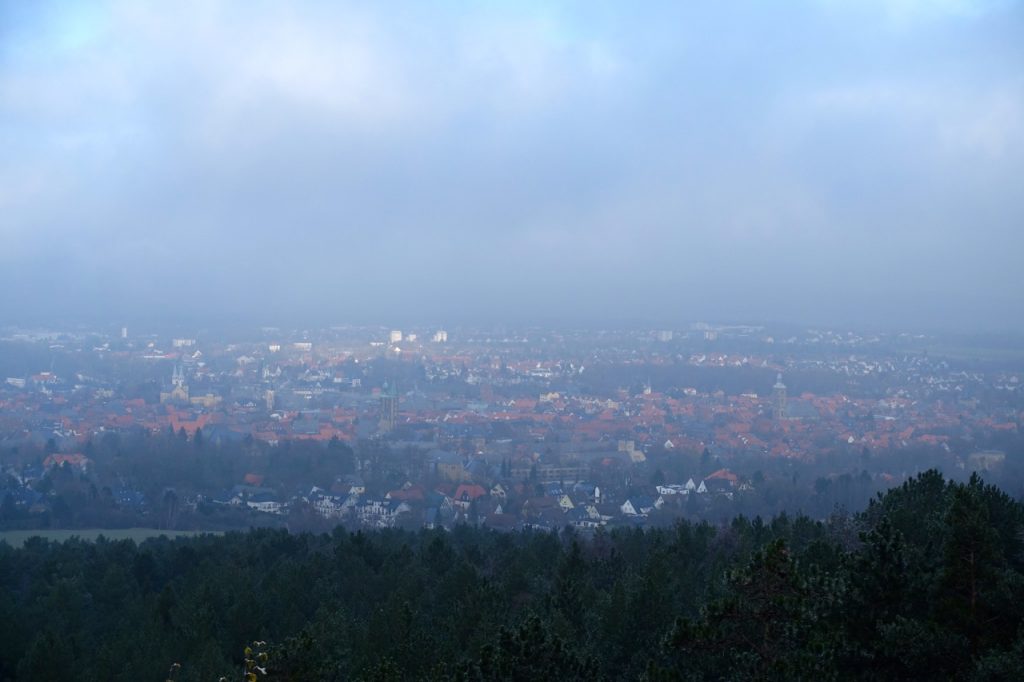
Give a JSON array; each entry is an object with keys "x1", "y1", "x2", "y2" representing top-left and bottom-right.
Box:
[{"x1": 0, "y1": 0, "x2": 1022, "y2": 330}]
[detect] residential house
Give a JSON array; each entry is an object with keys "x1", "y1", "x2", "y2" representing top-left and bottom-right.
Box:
[{"x1": 621, "y1": 496, "x2": 656, "y2": 517}]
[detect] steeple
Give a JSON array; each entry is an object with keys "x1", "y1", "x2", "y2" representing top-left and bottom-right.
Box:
[
  {"x1": 772, "y1": 373, "x2": 787, "y2": 420},
  {"x1": 379, "y1": 380, "x2": 398, "y2": 433},
  {"x1": 172, "y1": 364, "x2": 185, "y2": 388}
]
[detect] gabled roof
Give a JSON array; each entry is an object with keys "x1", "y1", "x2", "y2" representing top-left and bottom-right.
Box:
[
  {"x1": 705, "y1": 468, "x2": 738, "y2": 483},
  {"x1": 454, "y1": 484, "x2": 487, "y2": 501}
]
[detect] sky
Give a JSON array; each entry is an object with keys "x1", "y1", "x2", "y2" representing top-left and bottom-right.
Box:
[{"x1": 1, "y1": 0, "x2": 1022, "y2": 331}]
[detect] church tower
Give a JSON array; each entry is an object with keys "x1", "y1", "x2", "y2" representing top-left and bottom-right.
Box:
[
  {"x1": 379, "y1": 380, "x2": 398, "y2": 433},
  {"x1": 161, "y1": 364, "x2": 190, "y2": 404},
  {"x1": 772, "y1": 373, "x2": 787, "y2": 420}
]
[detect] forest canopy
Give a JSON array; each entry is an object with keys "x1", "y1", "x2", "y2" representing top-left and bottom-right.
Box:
[{"x1": 0, "y1": 470, "x2": 1022, "y2": 681}]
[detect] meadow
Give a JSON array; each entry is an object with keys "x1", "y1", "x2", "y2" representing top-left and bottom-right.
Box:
[{"x1": 0, "y1": 528, "x2": 221, "y2": 548}]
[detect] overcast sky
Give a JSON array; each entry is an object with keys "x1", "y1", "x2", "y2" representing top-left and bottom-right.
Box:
[{"x1": 1, "y1": 0, "x2": 1022, "y2": 330}]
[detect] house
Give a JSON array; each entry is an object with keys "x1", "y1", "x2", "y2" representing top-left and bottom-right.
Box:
[
  {"x1": 595, "y1": 502, "x2": 621, "y2": 521},
  {"x1": 386, "y1": 484, "x2": 425, "y2": 502},
  {"x1": 43, "y1": 453, "x2": 92, "y2": 474},
  {"x1": 112, "y1": 487, "x2": 146, "y2": 511},
  {"x1": 703, "y1": 477, "x2": 735, "y2": 495},
  {"x1": 529, "y1": 506, "x2": 569, "y2": 531},
  {"x1": 621, "y1": 496, "x2": 656, "y2": 517},
  {"x1": 430, "y1": 450, "x2": 469, "y2": 482},
  {"x1": 387, "y1": 499, "x2": 413, "y2": 521},
  {"x1": 567, "y1": 506, "x2": 602, "y2": 529},
  {"x1": 308, "y1": 487, "x2": 347, "y2": 519},
  {"x1": 705, "y1": 468, "x2": 739, "y2": 486},
  {"x1": 543, "y1": 482, "x2": 565, "y2": 497},
  {"x1": 572, "y1": 482, "x2": 601, "y2": 503},
  {"x1": 483, "y1": 513, "x2": 519, "y2": 532},
  {"x1": 215, "y1": 484, "x2": 278, "y2": 507},
  {"x1": 336, "y1": 474, "x2": 365, "y2": 496},
  {"x1": 246, "y1": 492, "x2": 283, "y2": 514},
  {"x1": 521, "y1": 495, "x2": 558, "y2": 514},
  {"x1": 581, "y1": 504, "x2": 605, "y2": 522},
  {"x1": 425, "y1": 488, "x2": 453, "y2": 507},
  {"x1": 354, "y1": 497, "x2": 390, "y2": 527},
  {"x1": 453, "y1": 484, "x2": 487, "y2": 510}
]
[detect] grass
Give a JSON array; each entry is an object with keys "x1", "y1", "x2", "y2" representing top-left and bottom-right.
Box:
[{"x1": 0, "y1": 528, "x2": 223, "y2": 548}]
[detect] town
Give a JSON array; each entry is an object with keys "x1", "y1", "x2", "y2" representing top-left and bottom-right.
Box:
[{"x1": 1, "y1": 323, "x2": 1021, "y2": 534}]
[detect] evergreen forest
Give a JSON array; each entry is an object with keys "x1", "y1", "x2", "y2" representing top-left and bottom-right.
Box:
[{"x1": 1, "y1": 470, "x2": 1022, "y2": 681}]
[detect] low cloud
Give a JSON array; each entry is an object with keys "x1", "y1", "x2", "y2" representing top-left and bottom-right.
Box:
[{"x1": 1, "y1": 0, "x2": 1021, "y2": 330}]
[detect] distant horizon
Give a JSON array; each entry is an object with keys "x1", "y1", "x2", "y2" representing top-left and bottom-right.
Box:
[{"x1": 4, "y1": 313, "x2": 1024, "y2": 341}]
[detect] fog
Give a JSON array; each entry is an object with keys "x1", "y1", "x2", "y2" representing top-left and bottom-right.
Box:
[{"x1": 1, "y1": 0, "x2": 1022, "y2": 330}]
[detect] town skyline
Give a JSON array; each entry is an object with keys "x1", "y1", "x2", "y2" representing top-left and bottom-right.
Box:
[{"x1": 3, "y1": 319, "x2": 1021, "y2": 536}]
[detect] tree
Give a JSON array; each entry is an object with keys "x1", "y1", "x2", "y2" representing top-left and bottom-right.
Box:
[
  {"x1": 699, "y1": 447, "x2": 712, "y2": 476},
  {"x1": 939, "y1": 475, "x2": 1005, "y2": 658},
  {"x1": 0, "y1": 492, "x2": 17, "y2": 522},
  {"x1": 658, "y1": 540, "x2": 838, "y2": 680},
  {"x1": 17, "y1": 630, "x2": 75, "y2": 680},
  {"x1": 837, "y1": 517, "x2": 921, "y2": 678},
  {"x1": 467, "y1": 615, "x2": 599, "y2": 681}
]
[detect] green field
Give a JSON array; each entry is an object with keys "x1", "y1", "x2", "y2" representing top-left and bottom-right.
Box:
[{"x1": 0, "y1": 528, "x2": 222, "y2": 548}]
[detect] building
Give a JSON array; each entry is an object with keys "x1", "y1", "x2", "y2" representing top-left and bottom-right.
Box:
[
  {"x1": 389, "y1": 330, "x2": 403, "y2": 344},
  {"x1": 379, "y1": 380, "x2": 398, "y2": 433},
  {"x1": 772, "y1": 373, "x2": 787, "y2": 420},
  {"x1": 968, "y1": 450, "x2": 1006, "y2": 471},
  {"x1": 160, "y1": 365, "x2": 190, "y2": 404},
  {"x1": 430, "y1": 450, "x2": 469, "y2": 482},
  {"x1": 43, "y1": 453, "x2": 92, "y2": 474},
  {"x1": 189, "y1": 393, "x2": 222, "y2": 408},
  {"x1": 432, "y1": 330, "x2": 448, "y2": 343}
]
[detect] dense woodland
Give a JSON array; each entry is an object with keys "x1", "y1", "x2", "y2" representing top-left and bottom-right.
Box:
[{"x1": 1, "y1": 470, "x2": 1023, "y2": 680}]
